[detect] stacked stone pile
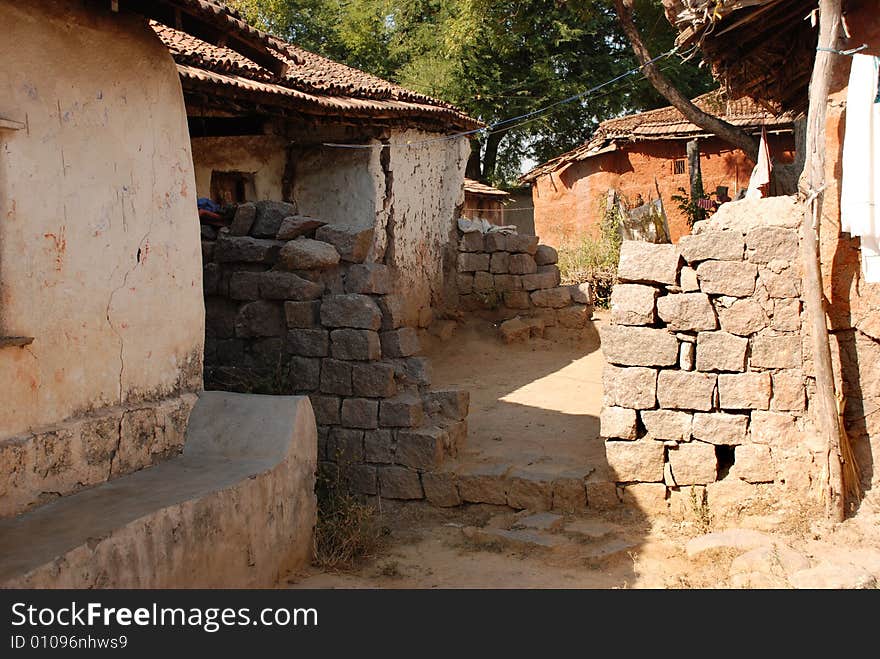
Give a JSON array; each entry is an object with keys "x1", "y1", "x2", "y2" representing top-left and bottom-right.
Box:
[
  {"x1": 599, "y1": 208, "x2": 818, "y2": 510},
  {"x1": 455, "y1": 229, "x2": 593, "y2": 341},
  {"x1": 202, "y1": 201, "x2": 468, "y2": 501}
]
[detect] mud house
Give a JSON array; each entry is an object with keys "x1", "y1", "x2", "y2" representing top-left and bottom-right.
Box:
[
  {"x1": 0, "y1": 0, "x2": 316, "y2": 587},
  {"x1": 522, "y1": 92, "x2": 797, "y2": 246},
  {"x1": 462, "y1": 178, "x2": 510, "y2": 225}
]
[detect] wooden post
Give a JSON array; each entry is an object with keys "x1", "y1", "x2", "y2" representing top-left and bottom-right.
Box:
[
  {"x1": 686, "y1": 138, "x2": 704, "y2": 202},
  {"x1": 799, "y1": 0, "x2": 845, "y2": 521}
]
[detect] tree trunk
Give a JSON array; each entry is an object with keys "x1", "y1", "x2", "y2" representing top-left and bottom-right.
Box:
[
  {"x1": 613, "y1": 0, "x2": 760, "y2": 162},
  {"x1": 481, "y1": 129, "x2": 507, "y2": 182},
  {"x1": 799, "y1": 0, "x2": 846, "y2": 522},
  {"x1": 686, "y1": 139, "x2": 704, "y2": 201},
  {"x1": 465, "y1": 138, "x2": 483, "y2": 180}
]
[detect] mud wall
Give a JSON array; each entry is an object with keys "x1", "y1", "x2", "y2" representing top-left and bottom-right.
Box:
[{"x1": 191, "y1": 134, "x2": 288, "y2": 201}]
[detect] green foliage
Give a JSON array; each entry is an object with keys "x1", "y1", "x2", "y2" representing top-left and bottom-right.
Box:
[{"x1": 228, "y1": 1, "x2": 715, "y2": 184}]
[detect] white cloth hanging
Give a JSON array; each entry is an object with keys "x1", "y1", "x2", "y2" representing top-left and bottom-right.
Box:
[
  {"x1": 745, "y1": 126, "x2": 772, "y2": 199},
  {"x1": 840, "y1": 53, "x2": 880, "y2": 283}
]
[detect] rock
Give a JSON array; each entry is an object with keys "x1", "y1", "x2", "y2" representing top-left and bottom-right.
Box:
[
  {"x1": 329, "y1": 329, "x2": 381, "y2": 361},
  {"x1": 657, "y1": 371, "x2": 717, "y2": 411},
  {"x1": 483, "y1": 232, "x2": 507, "y2": 251},
  {"x1": 506, "y1": 234, "x2": 539, "y2": 254},
  {"x1": 679, "y1": 341, "x2": 695, "y2": 370},
  {"x1": 617, "y1": 241, "x2": 680, "y2": 285},
  {"x1": 521, "y1": 267, "x2": 559, "y2": 290},
  {"x1": 320, "y1": 359, "x2": 352, "y2": 396},
  {"x1": 378, "y1": 295, "x2": 416, "y2": 330},
  {"x1": 534, "y1": 244, "x2": 558, "y2": 265},
  {"x1": 692, "y1": 412, "x2": 749, "y2": 445},
  {"x1": 657, "y1": 292, "x2": 717, "y2": 331},
  {"x1": 557, "y1": 305, "x2": 591, "y2": 328},
  {"x1": 329, "y1": 428, "x2": 365, "y2": 462},
  {"x1": 600, "y1": 406, "x2": 638, "y2": 439},
  {"x1": 530, "y1": 287, "x2": 571, "y2": 308},
  {"x1": 457, "y1": 273, "x2": 473, "y2": 294},
  {"x1": 228, "y1": 272, "x2": 260, "y2": 300},
  {"x1": 320, "y1": 294, "x2": 382, "y2": 329},
  {"x1": 564, "y1": 518, "x2": 618, "y2": 539},
  {"x1": 508, "y1": 253, "x2": 538, "y2": 275},
  {"x1": 789, "y1": 564, "x2": 878, "y2": 589},
  {"x1": 259, "y1": 271, "x2": 325, "y2": 301},
  {"x1": 228, "y1": 202, "x2": 257, "y2": 236},
  {"x1": 605, "y1": 440, "x2": 665, "y2": 482},
  {"x1": 288, "y1": 356, "x2": 320, "y2": 390},
  {"x1": 422, "y1": 472, "x2": 461, "y2": 507},
  {"x1": 506, "y1": 467, "x2": 554, "y2": 510},
  {"x1": 603, "y1": 364, "x2": 657, "y2": 409},
  {"x1": 200, "y1": 224, "x2": 218, "y2": 241},
  {"x1": 458, "y1": 231, "x2": 484, "y2": 252},
  {"x1": 345, "y1": 263, "x2": 393, "y2": 295},
  {"x1": 696, "y1": 261, "x2": 758, "y2": 297},
  {"x1": 390, "y1": 357, "x2": 432, "y2": 388},
  {"x1": 697, "y1": 196, "x2": 803, "y2": 233},
  {"x1": 731, "y1": 444, "x2": 775, "y2": 482},
  {"x1": 749, "y1": 410, "x2": 798, "y2": 445},
  {"x1": 425, "y1": 388, "x2": 469, "y2": 420},
  {"x1": 233, "y1": 300, "x2": 284, "y2": 338},
  {"x1": 287, "y1": 328, "x2": 330, "y2": 357},
  {"x1": 309, "y1": 394, "x2": 340, "y2": 425},
  {"x1": 378, "y1": 466, "x2": 423, "y2": 499},
  {"x1": 771, "y1": 298, "x2": 801, "y2": 332},
  {"x1": 503, "y1": 291, "x2": 531, "y2": 310},
  {"x1": 619, "y1": 483, "x2": 669, "y2": 515},
  {"x1": 380, "y1": 328, "x2": 421, "y2": 357},
  {"x1": 759, "y1": 267, "x2": 800, "y2": 298},
  {"x1": 315, "y1": 224, "x2": 374, "y2": 263},
  {"x1": 515, "y1": 511, "x2": 565, "y2": 531},
  {"x1": 641, "y1": 409, "x2": 692, "y2": 441},
  {"x1": 457, "y1": 463, "x2": 508, "y2": 505},
  {"x1": 500, "y1": 317, "x2": 531, "y2": 343},
  {"x1": 428, "y1": 319, "x2": 457, "y2": 341},
  {"x1": 717, "y1": 372, "x2": 771, "y2": 410},
  {"x1": 463, "y1": 526, "x2": 568, "y2": 550},
  {"x1": 678, "y1": 266, "x2": 699, "y2": 292},
  {"x1": 667, "y1": 442, "x2": 717, "y2": 485},
  {"x1": 569, "y1": 282, "x2": 592, "y2": 304},
  {"x1": 379, "y1": 395, "x2": 425, "y2": 428},
  {"x1": 344, "y1": 464, "x2": 377, "y2": 496},
  {"x1": 745, "y1": 226, "x2": 799, "y2": 263},
  {"x1": 278, "y1": 237, "x2": 340, "y2": 270},
  {"x1": 696, "y1": 331, "x2": 748, "y2": 372},
  {"x1": 214, "y1": 235, "x2": 282, "y2": 263},
  {"x1": 284, "y1": 300, "x2": 321, "y2": 328},
  {"x1": 610, "y1": 284, "x2": 658, "y2": 326},
  {"x1": 363, "y1": 428, "x2": 394, "y2": 462},
  {"x1": 473, "y1": 270, "x2": 494, "y2": 293},
  {"x1": 600, "y1": 326, "x2": 678, "y2": 367},
  {"x1": 750, "y1": 334, "x2": 801, "y2": 369},
  {"x1": 551, "y1": 477, "x2": 587, "y2": 512},
  {"x1": 685, "y1": 528, "x2": 775, "y2": 558},
  {"x1": 458, "y1": 252, "x2": 490, "y2": 272},
  {"x1": 396, "y1": 427, "x2": 447, "y2": 470},
  {"x1": 729, "y1": 545, "x2": 811, "y2": 579},
  {"x1": 678, "y1": 230, "x2": 744, "y2": 263},
  {"x1": 494, "y1": 274, "x2": 523, "y2": 292},
  {"x1": 771, "y1": 370, "x2": 805, "y2": 411},
  {"x1": 490, "y1": 251, "x2": 510, "y2": 273},
  {"x1": 252, "y1": 201, "x2": 298, "y2": 238},
  {"x1": 352, "y1": 362, "x2": 397, "y2": 398},
  {"x1": 717, "y1": 298, "x2": 770, "y2": 336},
  {"x1": 585, "y1": 480, "x2": 621, "y2": 510},
  {"x1": 276, "y1": 215, "x2": 326, "y2": 240}
]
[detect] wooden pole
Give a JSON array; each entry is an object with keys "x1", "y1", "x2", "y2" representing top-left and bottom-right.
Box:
[{"x1": 799, "y1": 0, "x2": 845, "y2": 522}]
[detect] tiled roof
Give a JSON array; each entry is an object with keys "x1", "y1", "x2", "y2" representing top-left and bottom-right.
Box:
[
  {"x1": 520, "y1": 90, "x2": 796, "y2": 182},
  {"x1": 153, "y1": 24, "x2": 480, "y2": 130},
  {"x1": 464, "y1": 179, "x2": 510, "y2": 198}
]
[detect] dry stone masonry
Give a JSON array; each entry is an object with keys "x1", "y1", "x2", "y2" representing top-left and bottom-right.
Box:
[
  {"x1": 599, "y1": 202, "x2": 820, "y2": 512},
  {"x1": 202, "y1": 201, "x2": 469, "y2": 502}
]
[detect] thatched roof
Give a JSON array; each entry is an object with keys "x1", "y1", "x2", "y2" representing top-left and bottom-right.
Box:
[{"x1": 520, "y1": 90, "x2": 794, "y2": 182}]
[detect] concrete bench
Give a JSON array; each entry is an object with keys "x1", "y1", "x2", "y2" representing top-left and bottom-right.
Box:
[{"x1": 0, "y1": 391, "x2": 316, "y2": 588}]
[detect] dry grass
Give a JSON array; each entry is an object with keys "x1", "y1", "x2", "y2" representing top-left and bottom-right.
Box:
[{"x1": 556, "y1": 202, "x2": 622, "y2": 307}]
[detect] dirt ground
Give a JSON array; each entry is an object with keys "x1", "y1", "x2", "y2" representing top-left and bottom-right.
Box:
[{"x1": 286, "y1": 312, "x2": 880, "y2": 589}]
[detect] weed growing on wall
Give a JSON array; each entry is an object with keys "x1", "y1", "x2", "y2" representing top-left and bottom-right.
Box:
[{"x1": 557, "y1": 198, "x2": 622, "y2": 307}]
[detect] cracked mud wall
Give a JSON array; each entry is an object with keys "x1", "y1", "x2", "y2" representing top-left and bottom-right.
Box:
[
  {"x1": 0, "y1": 1, "x2": 204, "y2": 513},
  {"x1": 191, "y1": 135, "x2": 288, "y2": 201}
]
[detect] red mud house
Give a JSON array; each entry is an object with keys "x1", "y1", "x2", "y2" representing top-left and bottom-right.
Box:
[{"x1": 521, "y1": 92, "x2": 797, "y2": 245}]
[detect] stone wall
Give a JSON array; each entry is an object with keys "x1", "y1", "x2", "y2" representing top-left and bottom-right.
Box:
[
  {"x1": 599, "y1": 197, "x2": 819, "y2": 512},
  {"x1": 203, "y1": 201, "x2": 468, "y2": 501},
  {"x1": 454, "y1": 229, "x2": 593, "y2": 340}
]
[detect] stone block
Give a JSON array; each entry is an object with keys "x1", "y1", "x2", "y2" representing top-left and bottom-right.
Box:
[
  {"x1": 679, "y1": 341, "x2": 695, "y2": 370},
  {"x1": 759, "y1": 267, "x2": 800, "y2": 298},
  {"x1": 203, "y1": 263, "x2": 221, "y2": 296},
  {"x1": 483, "y1": 232, "x2": 507, "y2": 251},
  {"x1": 252, "y1": 200, "x2": 297, "y2": 238},
  {"x1": 657, "y1": 292, "x2": 717, "y2": 332},
  {"x1": 610, "y1": 284, "x2": 658, "y2": 325},
  {"x1": 692, "y1": 412, "x2": 749, "y2": 445},
  {"x1": 422, "y1": 472, "x2": 461, "y2": 507},
  {"x1": 750, "y1": 410, "x2": 798, "y2": 445},
  {"x1": 310, "y1": 394, "x2": 340, "y2": 425},
  {"x1": 494, "y1": 274, "x2": 522, "y2": 292},
  {"x1": 214, "y1": 235, "x2": 282, "y2": 263},
  {"x1": 509, "y1": 253, "x2": 537, "y2": 275},
  {"x1": 535, "y1": 244, "x2": 558, "y2": 265},
  {"x1": 771, "y1": 370, "x2": 805, "y2": 411},
  {"x1": 320, "y1": 359, "x2": 352, "y2": 396},
  {"x1": 641, "y1": 409, "x2": 692, "y2": 441},
  {"x1": 276, "y1": 215, "x2": 326, "y2": 240},
  {"x1": 696, "y1": 331, "x2": 748, "y2": 372},
  {"x1": 600, "y1": 326, "x2": 678, "y2": 367},
  {"x1": 605, "y1": 440, "x2": 665, "y2": 482},
  {"x1": 657, "y1": 371, "x2": 717, "y2": 411},
  {"x1": 667, "y1": 442, "x2": 717, "y2": 485},
  {"x1": 678, "y1": 266, "x2": 699, "y2": 292},
  {"x1": 503, "y1": 290, "x2": 531, "y2": 310},
  {"x1": 717, "y1": 372, "x2": 771, "y2": 410},
  {"x1": 425, "y1": 388, "x2": 469, "y2": 420},
  {"x1": 771, "y1": 298, "x2": 800, "y2": 332},
  {"x1": 320, "y1": 294, "x2": 382, "y2": 330},
  {"x1": 750, "y1": 334, "x2": 800, "y2": 369},
  {"x1": 551, "y1": 477, "x2": 587, "y2": 512},
  {"x1": 617, "y1": 241, "x2": 680, "y2": 285},
  {"x1": 717, "y1": 298, "x2": 769, "y2": 336},
  {"x1": 569, "y1": 282, "x2": 592, "y2": 304},
  {"x1": 328, "y1": 427, "x2": 365, "y2": 462},
  {"x1": 457, "y1": 464, "x2": 508, "y2": 505},
  {"x1": 458, "y1": 231, "x2": 484, "y2": 252},
  {"x1": 585, "y1": 480, "x2": 621, "y2": 510},
  {"x1": 678, "y1": 230, "x2": 744, "y2": 263},
  {"x1": 620, "y1": 483, "x2": 669, "y2": 515},
  {"x1": 364, "y1": 429, "x2": 394, "y2": 463},
  {"x1": 315, "y1": 224, "x2": 374, "y2": 263},
  {"x1": 696, "y1": 261, "x2": 757, "y2": 297},
  {"x1": 396, "y1": 426, "x2": 447, "y2": 470},
  {"x1": 428, "y1": 319, "x2": 457, "y2": 341},
  {"x1": 746, "y1": 226, "x2": 798, "y2": 263},
  {"x1": 473, "y1": 270, "x2": 494, "y2": 293},
  {"x1": 557, "y1": 305, "x2": 590, "y2": 328},
  {"x1": 330, "y1": 329, "x2": 381, "y2": 360},
  {"x1": 507, "y1": 234, "x2": 539, "y2": 254},
  {"x1": 345, "y1": 263, "x2": 393, "y2": 295},
  {"x1": 379, "y1": 395, "x2": 424, "y2": 427},
  {"x1": 285, "y1": 300, "x2": 321, "y2": 328},
  {"x1": 378, "y1": 466, "x2": 424, "y2": 499},
  {"x1": 521, "y1": 267, "x2": 558, "y2": 290},
  {"x1": 458, "y1": 252, "x2": 490, "y2": 272},
  {"x1": 234, "y1": 300, "x2": 284, "y2": 338},
  {"x1": 390, "y1": 357, "x2": 432, "y2": 387},
  {"x1": 288, "y1": 356, "x2": 321, "y2": 391},
  {"x1": 457, "y1": 273, "x2": 473, "y2": 293},
  {"x1": 228, "y1": 202, "x2": 256, "y2": 236},
  {"x1": 490, "y1": 251, "x2": 510, "y2": 273},
  {"x1": 530, "y1": 286, "x2": 571, "y2": 308},
  {"x1": 380, "y1": 328, "x2": 421, "y2": 357},
  {"x1": 286, "y1": 329, "x2": 329, "y2": 357},
  {"x1": 732, "y1": 444, "x2": 775, "y2": 483},
  {"x1": 506, "y1": 468, "x2": 553, "y2": 511},
  {"x1": 340, "y1": 398, "x2": 379, "y2": 430},
  {"x1": 352, "y1": 362, "x2": 397, "y2": 398},
  {"x1": 278, "y1": 238, "x2": 340, "y2": 270},
  {"x1": 343, "y1": 463, "x2": 378, "y2": 496},
  {"x1": 229, "y1": 271, "x2": 261, "y2": 300},
  {"x1": 500, "y1": 317, "x2": 531, "y2": 343},
  {"x1": 258, "y1": 271, "x2": 324, "y2": 300},
  {"x1": 600, "y1": 406, "x2": 638, "y2": 439},
  {"x1": 602, "y1": 364, "x2": 657, "y2": 409}
]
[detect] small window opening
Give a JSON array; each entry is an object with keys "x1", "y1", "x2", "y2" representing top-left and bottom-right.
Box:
[
  {"x1": 715, "y1": 445, "x2": 736, "y2": 480},
  {"x1": 673, "y1": 158, "x2": 687, "y2": 175},
  {"x1": 210, "y1": 171, "x2": 255, "y2": 205}
]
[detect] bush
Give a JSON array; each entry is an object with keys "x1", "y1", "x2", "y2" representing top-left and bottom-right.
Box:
[{"x1": 557, "y1": 199, "x2": 622, "y2": 308}]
